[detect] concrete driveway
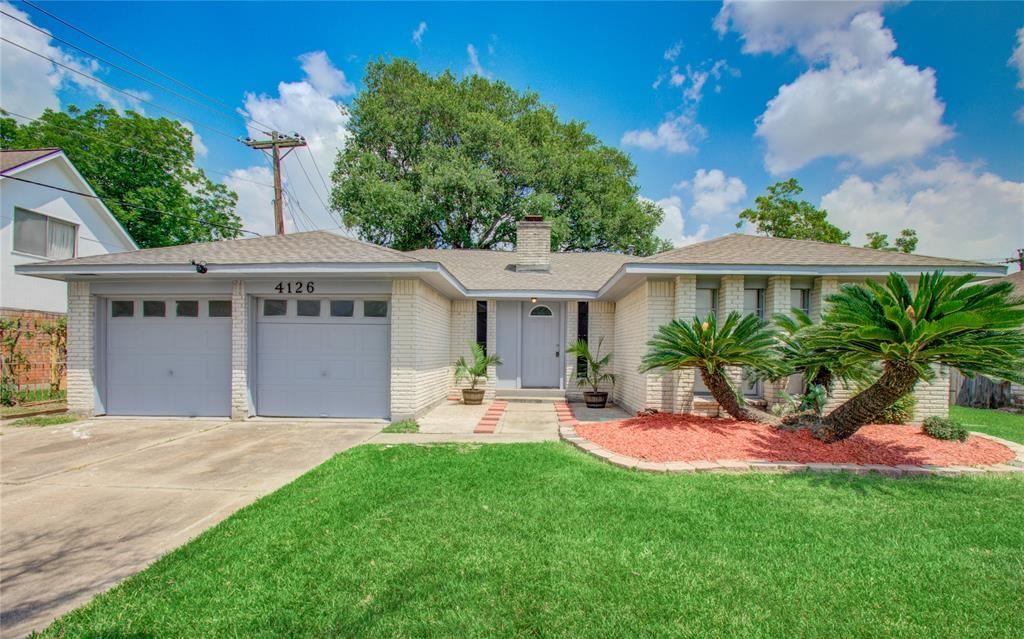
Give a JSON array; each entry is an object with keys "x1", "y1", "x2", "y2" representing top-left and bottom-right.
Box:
[{"x1": 0, "y1": 417, "x2": 382, "y2": 638}]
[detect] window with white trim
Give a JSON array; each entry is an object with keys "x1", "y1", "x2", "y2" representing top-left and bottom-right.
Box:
[{"x1": 13, "y1": 208, "x2": 76, "y2": 259}]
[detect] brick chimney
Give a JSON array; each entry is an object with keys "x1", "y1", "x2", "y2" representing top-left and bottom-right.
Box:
[{"x1": 515, "y1": 215, "x2": 551, "y2": 272}]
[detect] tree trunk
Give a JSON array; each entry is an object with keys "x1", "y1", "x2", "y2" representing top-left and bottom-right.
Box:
[
  {"x1": 815, "y1": 361, "x2": 920, "y2": 442},
  {"x1": 700, "y1": 368, "x2": 780, "y2": 425}
]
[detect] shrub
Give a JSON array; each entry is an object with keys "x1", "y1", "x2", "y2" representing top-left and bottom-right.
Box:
[
  {"x1": 922, "y1": 416, "x2": 968, "y2": 442},
  {"x1": 879, "y1": 391, "x2": 917, "y2": 424}
]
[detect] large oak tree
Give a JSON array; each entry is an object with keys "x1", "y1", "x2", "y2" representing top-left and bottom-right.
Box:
[
  {"x1": 1, "y1": 106, "x2": 241, "y2": 248},
  {"x1": 331, "y1": 59, "x2": 671, "y2": 255}
]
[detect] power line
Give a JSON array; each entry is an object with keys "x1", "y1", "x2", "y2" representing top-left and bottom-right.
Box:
[
  {"x1": 1, "y1": 36, "x2": 241, "y2": 141},
  {"x1": 305, "y1": 146, "x2": 333, "y2": 202},
  {"x1": 18, "y1": 0, "x2": 275, "y2": 132},
  {"x1": 0, "y1": 174, "x2": 261, "y2": 237},
  {"x1": 1, "y1": 9, "x2": 264, "y2": 133},
  {"x1": 1, "y1": 108, "x2": 276, "y2": 189},
  {"x1": 292, "y1": 150, "x2": 331, "y2": 212}
]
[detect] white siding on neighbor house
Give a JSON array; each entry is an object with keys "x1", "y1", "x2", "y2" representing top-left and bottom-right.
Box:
[
  {"x1": 390, "y1": 278, "x2": 451, "y2": 420},
  {"x1": 2, "y1": 157, "x2": 134, "y2": 313}
]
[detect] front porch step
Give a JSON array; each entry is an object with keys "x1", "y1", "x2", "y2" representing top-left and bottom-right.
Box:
[{"x1": 495, "y1": 388, "x2": 566, "y2": 402}]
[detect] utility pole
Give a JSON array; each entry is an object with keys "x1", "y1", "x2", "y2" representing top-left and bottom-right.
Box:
[
  {"x1": 241, "y1": 131, "x2": 306, "y2": 235},
  {"x1": 1005, "y1": 248, "x2": 1024, "y2": 271}
]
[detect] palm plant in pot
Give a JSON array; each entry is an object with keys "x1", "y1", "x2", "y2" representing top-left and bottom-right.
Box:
[
  {"x1": 454, "y1": 342, "x2": 502, "y2": 405},
  {"x1": 567, "y1": 338, "x2": 615, "y2": 408}
]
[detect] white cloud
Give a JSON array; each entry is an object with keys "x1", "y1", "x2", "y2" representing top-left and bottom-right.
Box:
[
  {"x1": 465, "y1": 44, "x2": 490, "y2": 77},
  {"x1": 233, "y1": 51, "x2": 352, "y2": 234},
  {"x1": 664, "y1": 41, "x2": 683, "y2": 62},
  {"x1": 821, "y1": 158, "x2": 1024, "y2": 261},
  {"x1": 179, "y1": 122, "x2": 207, "y2": 158},
  {"x1": 1016, "y1": 106, "x2": 1024, "y2": 123},
  {"x1": 1010, "y1": 27, "x2": 1024, "y2": 88},
  {"x1": 689, "y1": 169, "x2": 747, "y2": 217},
  {"x1": 0, "y1": 0, "x2": 145, "y2": 115},
  {"x1": 753, "y1": 12, "x2": 952, "y2": 173},
  {"x1": 298, "y1": 51, "x2": 355, "y2": 97},
  {"x1": 412, "y1": 21, "x2": 428, "y2": 47},
  {"x1": 224, "y1": 166, "x2": 291, "y2": 237},
  {"x1": 713, "y1": 0, "x2": 886, "y2": 55},
  {"x1": 621, "y1": 114, "x2": 705, "y2": 154},
  {"x1": 644, "y1": 195, "x2": 711, "y2": 247}
]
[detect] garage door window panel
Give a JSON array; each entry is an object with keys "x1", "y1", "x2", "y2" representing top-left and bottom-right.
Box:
[
  {"x1": 176, "y1": 301, "x2": 199, "y2": 318},
  {"x1": 208, "y1": 300, "x2": 232, "y2": 317},
  {"x1": 143, "y1": 301, "x2": 166, "y2": 317},
  {"x1": 297, "y1": 300, "x2": 321, "y2": 317},
  {"x1": 263, "y1": 299, "x2": 288, "y2": 317},
  {"x1": 111, "y1": 300, "x2": 135, "y2": 318},
  {"x1": 364, "y1": 300, "x2": 388, "y2": 318},
  {"x1": 330, "y1": 300, "x2": 354, "y2": 317}
]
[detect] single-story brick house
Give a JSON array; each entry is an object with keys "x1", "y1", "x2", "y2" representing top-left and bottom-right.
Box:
[{"x1": 15, "y1": 217, "x2": 1004, "y2": 421}]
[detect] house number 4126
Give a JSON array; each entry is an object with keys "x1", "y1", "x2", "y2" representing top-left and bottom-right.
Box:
[{"x1": 274, "y1": 281, "x2": 315, "y2": 294}]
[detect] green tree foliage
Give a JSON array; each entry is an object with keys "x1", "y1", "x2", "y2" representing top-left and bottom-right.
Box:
[
  {"x1": 332, "y1": 59, "x2": 671, "y2": 255},
  {"x1": 808, "y1": 272, "x2": 1024, "y2": 441},
  {"x1": 864, "y1": 228, "x2": 919, "y2": 253},
  {"x1": 737, "y1": 179, "x2": 850, "y2": 244},
  {"x1": 1, "y1": 106, "x2": 241, "y2": 248},
  {"x1": 640, "y1": 312, "x2": 783, "y2": 424}
]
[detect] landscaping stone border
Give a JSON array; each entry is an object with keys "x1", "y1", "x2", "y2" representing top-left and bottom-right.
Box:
[
  {"x1": 558, "y1": 422, "x2": 1024, "y2": 478},
  {"x1": 474, "y1": 400, "x2": 508, "y2": 434}
]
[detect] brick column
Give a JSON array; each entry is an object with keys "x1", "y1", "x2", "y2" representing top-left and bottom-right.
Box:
[
  {"x1": 590, "y1": 301, "x2": 615, "y2": 397},
  {"x1": 230, "y1": 280, "x2": 249, "y2": 420},
  {"x1": 720, "y1": 275, "x2": 745, "y2": 390},
  {"x1": 673, "y1": 275, "x2": 697, "y2": 413},
  {"x1": 645, "y1": 279, "x2": 675, "y2": 411},
  {"x1": 66, "y1": 280, "x2": 94, "y2": 415},
  {"x1": 810, "y1": 276, "x2": 839, "y2": 322},
  {"x1": 763, "y1": 275, "x2": 791, "y2": 408},
  {"x1": 390, "y1": 279, "x2": 417, "y2": 420}
]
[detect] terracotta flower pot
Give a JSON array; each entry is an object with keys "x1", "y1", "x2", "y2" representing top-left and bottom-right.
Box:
[
  {"x1": 584, "y1": 391, "x2": 608, "y2": 409},
  {"x1": 462, "y1": 388, "x2": 485, "y2": 405}
]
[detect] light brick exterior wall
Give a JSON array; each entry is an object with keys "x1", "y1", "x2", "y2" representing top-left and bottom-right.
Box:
[
  {"x1": 230, "y1": 280, "x2": 249, "y2": 420},
  {"x1": 589, "y1": 301, "x2": 616, "y2": 397},
  {"x1": 810, "y1": 276, "x2": 839, "y2": 322},
  {"x1": 613, "y1": 283, "x2": 648, "y2": 414},
  {"x1": 449, "y1": 299, "x2": 498, "y2": 399},
  {"x1": 486, "y1": 299, "x2": 497, "y2": 396},
  {"x1": 645, "y1": 280, "x2": 676, "y2": 411},
  {"x1": 913, "y1": 366, "x2": 950, "y2": 421},
  {"x1": 763, "y1": 275, "x2": 792, "y2": 409},
  {"x1": 66, "y1": 280, "x2": 94, "y2": 415},
  {"x1": 672, "y1": 275, "x2": 697, "y2": 413},
  {"x1": 564, "y1": 301, "x2": 580, "y2": 400},
  {"x1": 515, "y1": 220, "x2": 551, "y2": 271},
  {"x1": 720, "y1": 275, "x2": 746, "y2": 391},
  {"x1": 390, "y1": 279, "x2": 451, "y2": 420}
]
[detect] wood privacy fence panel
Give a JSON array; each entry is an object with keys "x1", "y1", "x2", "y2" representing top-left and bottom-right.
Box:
[{"x1": 949, "y1": 368, "x2": 1012, "y2": 409}]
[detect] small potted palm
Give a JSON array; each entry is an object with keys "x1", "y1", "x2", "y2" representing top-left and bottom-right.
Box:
[
  {"x1": 454, "y1": 342, "x2": 502, "y2": 405},
  {"x1": 567, "y1": 338, "x2": 615, "y2": 408}
]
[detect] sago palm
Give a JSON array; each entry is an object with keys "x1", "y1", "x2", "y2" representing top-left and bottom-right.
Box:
[
  {"x1": 808, "y1": 271, "x2": 1024, "y2": 442},
  {"x1": 640, "y1": 311, "x2": 784, "y2": 423},
  {"x1": 770, "y1": 309, "x2": 873, "y2": 394}
]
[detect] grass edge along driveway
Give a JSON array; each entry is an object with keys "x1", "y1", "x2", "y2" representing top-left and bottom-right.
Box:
[{"x1": 40, "y1": 440, "x2": 1023, "y2": 638}]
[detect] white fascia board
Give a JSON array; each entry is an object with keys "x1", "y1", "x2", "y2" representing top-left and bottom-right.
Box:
[{"x1": 463, "y1": 289, "x2": 599, "y2": 300}]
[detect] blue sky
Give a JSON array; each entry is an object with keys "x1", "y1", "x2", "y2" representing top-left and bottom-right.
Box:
[{"x1": 2, "y1": 1, "x2": 1022, "y2": 264}]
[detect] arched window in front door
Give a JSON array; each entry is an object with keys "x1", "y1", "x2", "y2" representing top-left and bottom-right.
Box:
[{"x1": 529, "y1": 305, "x2": 553, "y2": 317}]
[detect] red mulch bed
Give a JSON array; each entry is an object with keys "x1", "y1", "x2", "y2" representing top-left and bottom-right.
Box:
[{"x1": 575, "y1": 413, "x2": 1015, "y2": 467}]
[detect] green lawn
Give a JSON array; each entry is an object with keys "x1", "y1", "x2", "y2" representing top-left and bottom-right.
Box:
[
  {"x1": 9, "y1": 414, "x2": 80, "y2": 427},
  {"x1": 41, "y1": 443, "x2": 1022, "y2": 638},
  {"x1": 951, "y1": 406, "x2": 1024, "y2": 444},
  {"x1": 381, "y1": 419, "x2": 419, "y2": 433}
]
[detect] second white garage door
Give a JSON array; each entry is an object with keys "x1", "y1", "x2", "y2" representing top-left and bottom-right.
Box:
[{"x1": 255, "y1": 297, "x2": 390, "y2": 418}]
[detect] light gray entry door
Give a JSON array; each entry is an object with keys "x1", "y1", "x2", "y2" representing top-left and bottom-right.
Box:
[
  {"x1": 255, "y1": 297, "x2": 390, "y2": 418},
  {"x1": 521, "y1": 303, "x2": 561, "y2": 388}
]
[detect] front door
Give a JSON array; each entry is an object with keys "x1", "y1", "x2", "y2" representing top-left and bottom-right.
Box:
[{"x1": 521, "y1": 302, "x2": 561, "y2": 388}]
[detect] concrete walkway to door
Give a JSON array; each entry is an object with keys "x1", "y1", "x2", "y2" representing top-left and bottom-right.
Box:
[
  {"x1": 370, "y1": 400, "x2": 560, "y2": 444},
  {"x1": 0, "y1": 417, "x2": 382, "y2": 638}
]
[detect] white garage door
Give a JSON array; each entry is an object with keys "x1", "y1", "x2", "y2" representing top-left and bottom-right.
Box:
[
  {"x1": 105, "y1": 298, "x2": 232, "y2": 416},
  {"x1": 255, "y1": 297, "x2": 390, "y2": 418}
]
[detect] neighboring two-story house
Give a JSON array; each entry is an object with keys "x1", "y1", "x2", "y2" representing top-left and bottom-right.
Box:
[{"x1": 16, "y1": 216, "x2": 1003, "y2": 421}]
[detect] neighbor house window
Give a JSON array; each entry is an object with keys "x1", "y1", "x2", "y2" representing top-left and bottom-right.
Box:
[
  {"x1": 13, "y1": 208, "x2": 76, "y2": 259},
  {"x1": 476, "y1": 300, "x2": 487, "y2": 355},
  {"x1": 143, "y1": 300, "x2": 166, "y2": 317},
  {"x1": 576, "y1": 301, "x2": 589, "y2": 377},
  {"x1": 364, "y1": 300, "x2": 388, "y2": 318}
]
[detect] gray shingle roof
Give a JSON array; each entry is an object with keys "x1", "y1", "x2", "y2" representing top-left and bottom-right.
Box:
[
  {"x1": 40, "y1": 230, "x2": 420, "y2": 266},
  {"x1": 642, "y1": 233, "x2": 991, "y2": 268},
  {"x1": 0, "y1": 148, "x2": 61, "y2": 173},
  {"x1": 407, "y1": 249, "x2": 631, "y2": 291}
]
